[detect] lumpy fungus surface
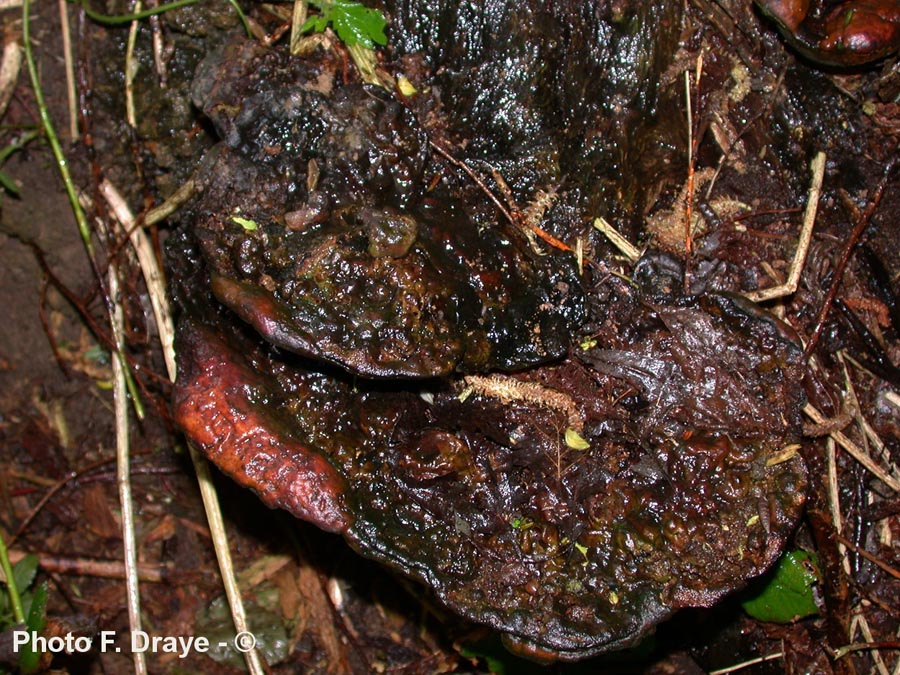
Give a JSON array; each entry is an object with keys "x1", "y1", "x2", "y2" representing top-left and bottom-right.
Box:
[{"x1": 172, "y1": 1, "x2": 809, "y2": 660}]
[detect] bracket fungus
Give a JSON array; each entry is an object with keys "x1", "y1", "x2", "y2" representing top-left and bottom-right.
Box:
[{"x1": 172, "y1": 1, "x2": 809, "y2": 661}]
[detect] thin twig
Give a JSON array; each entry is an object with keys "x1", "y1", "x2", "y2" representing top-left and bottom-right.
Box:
[
  {"x1": 101, "y1": 180, "x2": 176, "y2": 393},
  {"x1": 684, "y1": 55, "x2": 704, "y2": 256},
  {"x1": 745, "y1": 151, "x2": 826, "y2": 302},
  {"x1": 429, "y1": 139, "x2": 573, "y2": 253},
  {"x1": 851, "y1": 611, "x2": 891, "y2": 675},
  {"x1": 834, "y1": 534, "x2": 900, "y2": 582},
  {"x1": 58, "y1": 0, "x2": 78, "y2": 140},
  {"x1": 833, "y1": 641, "x2": 900, "y2": 660},
  {"x1": 826, "y1": 437, "x2": 851, "y2": 575},
  {"x1": 10, "y1": 471, "x2": 77, "y2": 546},
  {"x1": 144, "y1": 176, "x2": 195, "y2": 226},
  {"x1": 708, "y1": 651, "x2": 784, "y2": 675},
  {"x1": 5, "y1": 548, "x2": 174, "y2": 582},
  {"x1": 148, "y1": 0, "x2": 167, "y2": 86},
  {"x1": 109, "y1": 265, "x2": 147, "y2": 675},
  {"x1": 0, "y1": 36, "x2": 22, "y2": 119},
  {"x1": 290, "y1": 0, "x2": 308, "y2": 54},
  {"x1": 429, "y1": 139, "x2": 514, "y2": 224},
  {"x1": 593, "y1": 216, "x2": 641, "y2": 263},
  {"x1": 102, "y1": 182, "x2": 265, "y2": 675},
  {"x1": 805, "y1": 151, "x2": 897, "y2": 356},
  {"x1": 125, "y1": 0, "x2": 141, "y2": 129},
  {"x1": 804, "y1": 404, "x2": 900, "y2": 492}
]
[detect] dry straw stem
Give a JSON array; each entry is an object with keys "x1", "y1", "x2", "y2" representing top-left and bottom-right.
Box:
[
  {"x1": 58, "y1": 0, "x2": 77, "y2": 140},
  {"x1": 745, "y1": 151, "x2": 826, "y2": 303},
  {"x1": 708, "y1": 651, "x2": 784, "y2": 675},
  {"x1": 101, "y1": 180, "x2": 176, "y2": 379},
  {"x1": 4, "y1": 548, "x2": 172, "y2": 582},
  {"x1": 841, "y1": 352, "x2": 898, "y2": 546},
  {"x1": 125, "y1": 1, "x2": 142, "y2": 129},
  {"x1": 593, "y1": 216, "x2": 641, "y2": 263},
  {"x1": 826, "y1": 437, "x2": 851, "y2": 576},
  {"x1": 0, "y1": 37, "x2": 22, "y2": 119},
  {"x1": 101, "y1": 181, "x2": 266, "y2": 675},
  {"x1": 849, "y1": 611, "x2": 892, "y2": 675},
  {"x1": 290, "y1": 0, "x2": 308, "y2": 54},
  {"x1": 803, "y1": 403, "x2": 900, "y2": 492},
  {"x1": 109, "y1": 265, "x2": 147, "y2": 675}
]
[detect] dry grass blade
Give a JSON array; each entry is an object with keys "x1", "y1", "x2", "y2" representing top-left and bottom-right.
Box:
[
  {"x1": 745, "y1": 151, "x2": 825, "y2": 302},
  {"x1": 290, "y1": 0, "x2": 308, "y2": 54},
  {"x1": 826, "y1": 437, "x2": 851, "y2": 575},
  {"x1": 0, "y1": 35, "x2": 22, "y2": 119},
  {"x1": 850, "y1": 611, "x2": 892, "y2": 675},
  {"x1": 125, "y1": 1, "x2": 142, "y2": 128},
  {"x1": 58, "y1": 0, "x2": 77, "y2": 140},
  {"x1": 593, "y1": 216, "x2": 641, "y2": 263},
  {"x1": 708, "y1": 651, "x2": 784, "y2": 674},
  {"x1": 101, "y1": 181, "x2": 266, "y2": 675},
  {"x1": 109, "y1": 265, "x2": 148, "y2": 675},
  {"x1": 102, "y1": 179, "x2": 175, "y2": 379},
  {"x1": 804, "y1": 403, "x2": 900, "y2": 492}
]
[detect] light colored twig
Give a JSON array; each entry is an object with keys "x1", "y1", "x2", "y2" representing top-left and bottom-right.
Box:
[
  {"x1": 0, "y1": 37, "x2": 22, "y2": 119},
  {"x1": 5, "y1": 548, "x2": 171, "y2": 581},
  {"x1": 290, "y1": 0, "x2": 308, "y2": 54},
  {"x1": 804, "y1": 403, "x2": 900, "y2": 491},
  {"x1": 745, "y1": 151, "x2": 825, "y2": 302},
  {"x1": 101, "y1": 181, "x2": 265, "y2": 675},
  {"x1": 708, "y1": 651, "x2": 784, "y2": 675},
  {"x1": 826, "y1": 437, "x2": 851, "y2": 575},
  {"x1": 148, "y1": 0, "x2": 167, "y2": 86},
  {"x1": 593, "y1": 216, "x2": 641, "y2": 263},
  {"x1": 125, "y1": 1, "x2": 141, "y2": 129},
  {"x1": 109, "y1": 264, "x2": 147, "y2": 675},
  {"x1": 101, "y1": 180, "x2": 176, "y2": 379},
  {"x1": 144, "y1": 177, "x2": 195, "y2": 226},
  {"x1": 850, "y1": 611, "x2": 891, "y2": 675},
  {"x1": 58, "y1": 0, "x2": 78, "y2": 140}
]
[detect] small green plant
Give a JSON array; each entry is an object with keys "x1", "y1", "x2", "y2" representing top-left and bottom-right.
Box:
[
  {"x1": 0, "y1": 534, "x2": 48, "y2": 674},
  {"x1": 741, "y1": 549, "x2": 820, "y2": 623},
  {"x1": 0, "y1": 131, "x2": 39, "y2": 204},
  {"x1": 301, "y1": 0, "x2": 387, "y2": 49}
]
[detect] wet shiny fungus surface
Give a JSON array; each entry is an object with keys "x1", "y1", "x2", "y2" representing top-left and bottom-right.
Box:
[{"x1": 173, "y1": 2, "x2": 808, "y2": 661}]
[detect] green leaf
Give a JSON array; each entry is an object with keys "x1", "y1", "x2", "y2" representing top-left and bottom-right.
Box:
[
  {"x1": 741, "y1": 550, "x2": 820, "y2": 623},
  {"x1": 231, "y1": 215, "x2": 258, "y2": 231},
  {"x1": 0, "y1": 170, "x2": 20, "y2": 196},
  {"x1": 12, "y1": 555, "x2": 39, "y2": 597},
  {"x1": 303, "y1": 0, "x2": 387, "y2": 49},
  {"x1": 19, "y1": 581, "x2": 47, "y2": 673}
]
